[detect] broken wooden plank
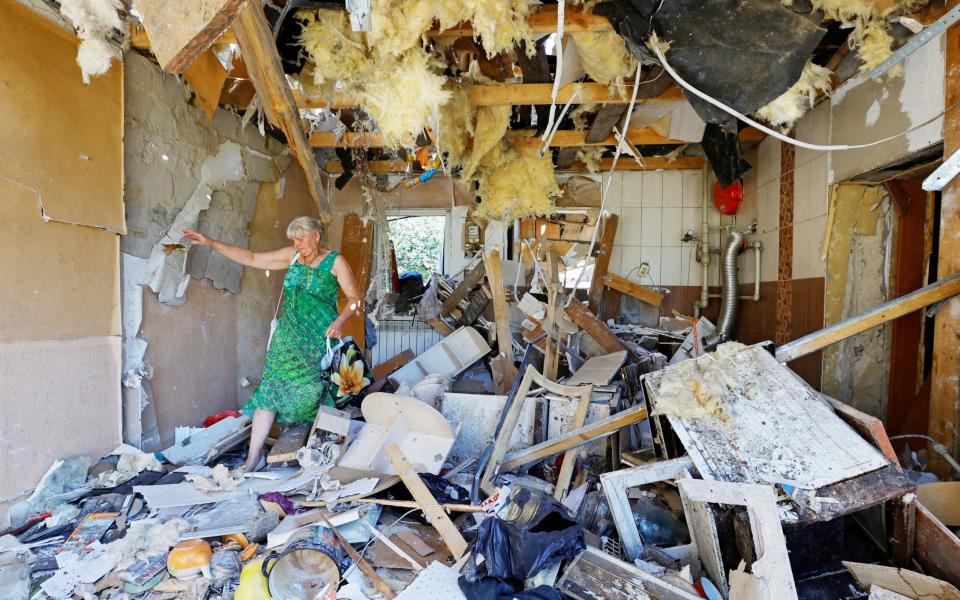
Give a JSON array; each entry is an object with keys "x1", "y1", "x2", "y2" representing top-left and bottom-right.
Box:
[
  {"x1": 556, "y1": 147, "x2": 579, "y2": 170},
  {"x1": 310, "y1": 127, "x2": 687, "y2": 148},
  {"x1": 480, "y1": 365, "x2": 593, "y2": 494},
  {"x1": 425, "y1": 316, "x2": 455, "y2": 336},
  {"x1": 678, "y1": 478, "x2": 798, "y2": 600},
  {"x1": 319, "y1": 513, "x2": 397, "y2": 599},
  {"x1": 135, "y1": 0, "x2": 248, "y2": 73},
  {"x1": 372, "y1": 349, "x2": 415, "y2": 382},
  {"x1": 485, "y1": 250, "x2": 518, "y2": 394},
  {"x1": 826, "y1": 396, "x2": 901, "y2": 467},
  {"x1": 441, "y1": 261, "x2": 486, "y2": 314},
  {"x1": 588, "y1": 213, "x2": 618, "y2": 314},
  {"x1": 776, "y1": 272, "x2": 960, "y2": 363},
  {"x1": 338, "y1": 214, "x2": 373, "y2": 348},
  {"x1": 386, "y1": 443, "x2": 468, "y2": 559},
  {"x1": 600, "y1": 457, "x2": 694, "y2": 562},
  {"x1": 564, "y1": 299, "x2": 628, "y2": 354},
  {"x1": 891, "y1": 495, "x2": 917, "y2": 568},
  {"x1": 843, "y1": 560, "x2": 960, "y2": 600},
  {"x1": 603, "y1": 273, "x2": 664, "y2": 307},
  {"x1": 232, "y1": 2, "x2": 329, "y2": 215},
  {"x1": 325, "y1": 157, "x2": 704, "y2": 174},
  {"x1": 553, "y1": 384, "x2": 595, "y2": 501},
  {"x1": 266, "y1": 423, "x2": 311, "y2": 464},
  {"x1": 585, "y1": 103, "x2": 628, "y2": 144},
  {"x1": 916, "y1": 482, "x2": 960, "y2": 527},
  {"x1": 915, "y1": 500, "x2": 960, "y2": 589},
  {"x1": 183, "y1": 47, "x2": 228, "y2": 119},
  {"x1": 499, "y1": 403, "x2": 648, "y2": 472},
  {"x1": 558, "y1": 546, "x2": 702, "y2": 600}
]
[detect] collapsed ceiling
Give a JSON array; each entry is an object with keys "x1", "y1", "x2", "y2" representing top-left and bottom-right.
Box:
[{"x1": 84, "y1": 0, "x2": 937, "y2": 217}]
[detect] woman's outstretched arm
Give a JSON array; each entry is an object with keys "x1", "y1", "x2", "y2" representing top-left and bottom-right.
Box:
[{"x1": 183, "y1": 230, "x2": 295, "y2": 270}]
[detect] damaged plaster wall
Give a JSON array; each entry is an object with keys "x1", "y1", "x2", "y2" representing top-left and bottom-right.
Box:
[
  {"x1": 828, "y1": 32, "x2": 945, "y2": 183},
  {"x1": 0, "y1": 2, "x2": 124, "y2": 522},
  {"x1": 122, "y1": 51, "x2": 297, "y2": 447},
  {"x1": 822, "y1": 185, "x2": 894, "y2": 417}
]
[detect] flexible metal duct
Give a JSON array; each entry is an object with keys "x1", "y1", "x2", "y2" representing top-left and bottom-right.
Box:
[{"x1": 705, "y1": 230, "x2": 745, "y2": 350}]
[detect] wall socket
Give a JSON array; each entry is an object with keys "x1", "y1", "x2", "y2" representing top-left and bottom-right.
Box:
[{"x1": 637, "y1": 262, "x2": 651, "y2": 277}]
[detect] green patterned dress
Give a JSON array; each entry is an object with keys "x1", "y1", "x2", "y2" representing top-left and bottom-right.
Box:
[{"x1": 242, "y1": 251, "x2": 341, "y2": 423}]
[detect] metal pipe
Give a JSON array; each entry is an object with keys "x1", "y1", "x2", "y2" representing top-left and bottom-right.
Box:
[
  {"x1": 704, "y1": 230, "x2": 745, "y2": 350},
  {"x1": 694, "y1": 165, "x2": 712, "y2": 317}
]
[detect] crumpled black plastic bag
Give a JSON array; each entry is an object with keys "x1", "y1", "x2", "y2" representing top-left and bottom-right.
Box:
[
  {"x1": 458, "y1": 576, "x2": 563, "y2": 600},
  {"x1": 469, "y1": 488, "x2": 585, "y2": 581},
  {"x1": 702, "y1": 123, "x2": 752, "y2": 188},
  {"x1": 596, "y1": 0, "x2": 825, "y2": 129}
]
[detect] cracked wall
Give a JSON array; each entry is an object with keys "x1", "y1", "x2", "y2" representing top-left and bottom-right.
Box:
[
  {"x1": 122, "y1": 51, "x2": 308, "y2": 447},
  {"x1": 0, "y1": 1, "x2": 124, "y2": 524},
  {"x1": 822, "y1": 184, "x2": 894, "y2": 418}
]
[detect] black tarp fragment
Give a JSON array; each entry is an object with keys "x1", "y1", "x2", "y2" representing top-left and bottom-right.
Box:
[
  {"x1": 702, "y1": 123, "x2": 751, "y2": 188},
  {"x1": 595, "y1": 0, "x2": 826, "y2": 130}
]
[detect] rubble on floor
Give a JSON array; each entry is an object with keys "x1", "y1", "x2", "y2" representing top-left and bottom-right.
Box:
[{"x1": 6, "y1": 263, "x2": 959, "y2": 600}]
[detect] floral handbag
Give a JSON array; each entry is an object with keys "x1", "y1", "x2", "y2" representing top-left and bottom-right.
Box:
[{"x1": 319, "y1": 336, "x2": 373, "y2": 409}]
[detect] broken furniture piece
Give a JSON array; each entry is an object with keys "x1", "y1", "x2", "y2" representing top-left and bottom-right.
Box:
[
  {"x1": 678, "y1": 477, "x2": 798, "y2": 600},
  {"x1": 387, "y1": 326, "x2": 490, "y2": 388},
  {"x1": 479, "y1": 364, "x2": 594, "y2": 495}
]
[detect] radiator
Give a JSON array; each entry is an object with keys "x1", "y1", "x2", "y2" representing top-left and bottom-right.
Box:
[{"x1": 369, "y1": 317, "x2": 444, "y2": 367}]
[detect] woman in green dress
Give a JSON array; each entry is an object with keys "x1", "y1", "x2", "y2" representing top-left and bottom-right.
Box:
[{"x1": 184, "y1": 216, "x2": 362, "y2": 471}]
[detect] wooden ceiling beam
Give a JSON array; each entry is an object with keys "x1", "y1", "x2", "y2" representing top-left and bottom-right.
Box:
[
  {"x1": 310, "y1": 127, "x2": 763, "y2": 149},
  {"x1": 131, "y1": 0, "x2": 247, "y2": 72},
  {"x1": 296, "y1": 83, "x2": 685, "y2": 110},
  {"x1": 233, "y1": 3, "x2": 329, "y2": 215},
  {"x1": 322, "y1": 156, "x2": 704, "y2": 174}
]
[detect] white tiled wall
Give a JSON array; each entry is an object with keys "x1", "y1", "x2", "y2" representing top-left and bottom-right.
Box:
[
  {"x1": 792, "y1": 102, "x2": 831, "y2": 280},
  {"x1": 600, "y1": 169, "x2": 724, "y2": 288}
]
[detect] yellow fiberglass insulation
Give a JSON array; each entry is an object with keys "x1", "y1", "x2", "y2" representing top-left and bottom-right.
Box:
[
  {"x1": 299, "y1": 8, "x2": 451, "y2": 147},
  {"x1": 437, "y1": 82, "x2": 474, "y2": 168},
  {"x1": 462, "y1": 104, "x2": 512, "y2": 180},
  {"x1": 570, "y1": 104, "x2": 599, "y2": 130},
  {"x1": 436, "y1": 0, "x2": 533, "y2": 57},
  {"x1": 474, "y1": 143, "x2": 560, "y2": 221},
  {"x1": 852, "y1": 24, "x2": 898, "y2": 74},
  {"x1": 572, "y1": 31, "x2": 638, "y2": 92},
  {"x1": 755, "y1": 61, "x2": 833, "y2": 130},
  {"x1": 299, "y1": 9, "x2": 368, "y2": 86},
  {"x1": 367, "y1": 0, "x2": 438, "y2": 58},
  {"x1": 355, "y1": 49, "x2": 452, "y2": 146},
  {"x1": 575, "y1": 148, "x2": 605, "y2": 173}
]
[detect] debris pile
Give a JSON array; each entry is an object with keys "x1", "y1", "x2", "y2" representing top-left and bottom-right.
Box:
[{"x1": 7, "y1": 285, "x2": 953, "y2": 599}]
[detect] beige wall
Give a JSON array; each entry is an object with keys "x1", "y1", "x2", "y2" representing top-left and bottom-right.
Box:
[{"x1": 0, "y1": 1, "x2": 124, "y2": 515}]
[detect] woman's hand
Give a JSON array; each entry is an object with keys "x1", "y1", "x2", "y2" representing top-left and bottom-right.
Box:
[
  {"x1": 325, "y1": 319, "x2": 344, "y2": 339},
  {"x1": 183, "y1": 230, "x2": 214, "y2": 247}
]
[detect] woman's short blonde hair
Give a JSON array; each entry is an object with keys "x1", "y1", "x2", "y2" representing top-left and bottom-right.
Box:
[{"x1": 286, "y1": 216, "x2": 325, "y2": 240}]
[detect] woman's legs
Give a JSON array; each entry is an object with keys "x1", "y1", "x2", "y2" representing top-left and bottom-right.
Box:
[{"x1": 243, "y1": 409, "x2": 276, "y2": 470}]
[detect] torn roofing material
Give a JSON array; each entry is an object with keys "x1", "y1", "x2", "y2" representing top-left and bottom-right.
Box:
[{"x1": 596, "y1": 0, "x2": 826, "y2": 130}]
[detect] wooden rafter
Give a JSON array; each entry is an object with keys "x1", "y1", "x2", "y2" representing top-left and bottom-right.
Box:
[
  {"x1": 133, "y1": 0, "x2": 249, "y2": 73},
  {"x1": 322, "y1": 156, "x2": 706, "y2": 174},
  {"x1": 232, "y1": 2, "x2": 329, "y2": 215},
  {"x1": 296, "y1": 83, "x2": 686, "y2": 110}
]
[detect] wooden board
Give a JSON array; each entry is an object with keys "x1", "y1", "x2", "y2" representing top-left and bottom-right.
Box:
[
  {"x1": 310, "y1": 127, "x2": 686, "y2": 148},
  {"x1": 266, "y1": 423, "x2": 311, "y2": 464},
  {"x1": 183, "y1": 47, "x2": 227, "y2": 119},
  {"x1": 372, "y1": 349, "x2": 415, "y2": 381},
  {"x1": 386, "y1": 443, "x2": 468, "y2": 559},
  {"x1": 233, "y1": 2, "x2": 328, "y2": 214},
  {"x1": 499, "y1": 403, "x2": 647, "y2": 472},
  {"x1": 558, "y1": 547, "x2": 702, "y2": 600},
  {"x1": 324, "y1": 157, "x2": 704, "y2": 174},
  {"x1": 586, "y1": 104, "x2": 628, "y2": 144},
  {"x1": 929, "y1": 9, "x2": 960, "y2": 477},
  {"x1": 588, "y1": 213, "x2": 618, "y2": 314},
  {"x1": 564, "y1": 300, "x2": 628, "y2": 354},
  {"x1": 339, "y1": 214, "x2": 374, "y2": 349},
  {"x1": 915, "y1": 500, "x2": 960, "y2": 589},
  {"x1": 917, "y1": 482, "x2": 960, "y2": 526},
  {"x1": 643, "y1": 344, "x2": 888, "y2": 490},
  {"x1": 135, "y1": 0, "x2": 249, "y2": 73},
  {"x1": 603, "y1": 273, "x2": 664, "y2": 307},
  {"x1": 485, "y1": 250, "x2": 517, "y2": 393},
  {"x1": 844, "y1": 561, "x2": 960, "y2": 600},
  {"x1": 553, "y1": 386, "x2": 594, "y2": 501},
  {"x1": 441, "y1": 261, "x2": 485, "y2": 314}
]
